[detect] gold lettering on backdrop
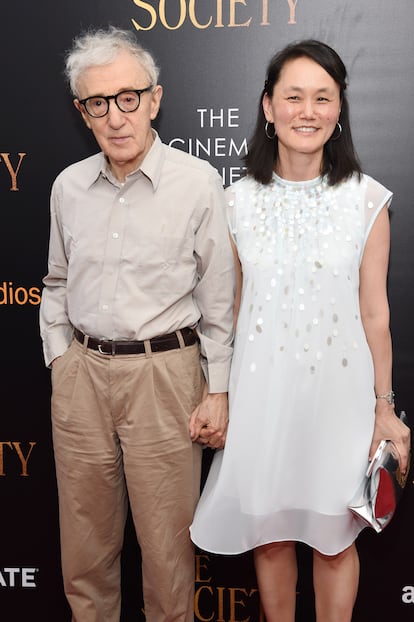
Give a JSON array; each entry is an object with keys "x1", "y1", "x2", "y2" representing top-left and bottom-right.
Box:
[
  {"x1": 194, "y1": 585, "x2": 265, "y2": 621},
  {"x1": 131, "y1": 1, "x2": 280, "y2": 31},
  {"x1": 0, "y1": 152, "x2": 27, "y2": 191},
  {"x1": 0, "y1": 442, "x2": 36, "y2": 476},
  {"x1": 159, "y1": 0, "x2": 186, "y2": 30},
  {"x1": 131, "y1": 0, "x2": 157, "y2": 31},
  {"x1": 0, "y1": 442, "x2": 12, "y2": 476},
  {"x1": 194, "y1": 585, "x2": 214, "y2": 622},
  {"x1": 189, "y1": 0, "x2": 213, "y2": 29},
  {"x1": 195, "y1": 554, "x2": 212, "y2": 583},
  {"x1": 216, "y1": 0, "x2": 224, "y2": 27},
  {"x1": 216, "y1": 586, "x2": 226, "y2": 620},
  {"x1": 229, "y1": 0, "x2": 252, "y2": 27},
  {"x1": 12, "y1": 442, "x2": 36, "y2": 476},
  {"x1": 286, "y1": 0, "x2": 298, "y2": 24},
  {"x1": 194, "y1": 555, "x2": 265, "y2": 621},
  {"x1": 261, "y1": 0, "x2": 269, "y2": 25}
]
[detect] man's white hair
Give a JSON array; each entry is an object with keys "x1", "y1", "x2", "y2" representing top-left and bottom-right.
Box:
[{"x1": 65, "y1": 26, "x2": 160, "y2": 97}]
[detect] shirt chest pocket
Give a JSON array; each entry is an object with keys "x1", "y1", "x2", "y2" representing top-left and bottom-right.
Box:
[{"x1": 127, "y1": 236, "x2": 196, "y2": 295}]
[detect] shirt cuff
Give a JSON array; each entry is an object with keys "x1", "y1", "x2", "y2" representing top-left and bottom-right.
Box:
[
  {"x1": 202, "y1": 360, "x2": 231, "y2": 394},
  {"x1": 42, "y1": 327, "x2": 73, "y2": 368}
]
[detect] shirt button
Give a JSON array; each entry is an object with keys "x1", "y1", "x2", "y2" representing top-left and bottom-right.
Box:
[
  {"x1": 112, "y1": 232, "x2": 119, "y2": 239},
  {"x1": 119, "y1": 197, "x2": 125, "y2": 204},
  {"x1": 102, "y1": 304, "x2": 109, "y2": 311}
]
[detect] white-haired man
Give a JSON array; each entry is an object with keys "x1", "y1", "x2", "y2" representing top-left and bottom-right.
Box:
[{"x1": 40, "y1": 27, "x2": 234, "y2": 622}]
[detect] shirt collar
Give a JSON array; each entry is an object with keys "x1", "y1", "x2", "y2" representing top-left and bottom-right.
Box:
[
  {"x1": 87, "y1": 130, "x2": 165, "y2": 190},
  {"x1": 139, "y1": 130, "x2": 164, "y2": 190}
]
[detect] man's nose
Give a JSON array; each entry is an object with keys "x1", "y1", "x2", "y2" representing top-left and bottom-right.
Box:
[{"x1": 107, "y1": 99, "x2": 126, "y2": 126}]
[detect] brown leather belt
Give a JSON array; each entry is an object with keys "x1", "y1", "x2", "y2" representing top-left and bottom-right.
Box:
[{"x1": 74, "y1": 327, "x2": 197, "y2": 355}]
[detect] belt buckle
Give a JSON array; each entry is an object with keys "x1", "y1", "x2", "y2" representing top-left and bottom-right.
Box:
[{"x1": 98, "y1": 341, "x2": 115, "y2": 355}]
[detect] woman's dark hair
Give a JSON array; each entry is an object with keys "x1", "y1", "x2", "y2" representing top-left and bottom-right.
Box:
[{"x1": 244, "y1": 39, "x2": 362, "y2": 186}]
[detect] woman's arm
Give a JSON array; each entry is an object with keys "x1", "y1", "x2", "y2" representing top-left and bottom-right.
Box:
[{"x1": 359, "y1": 205, "x2": 410, "y2": 472}]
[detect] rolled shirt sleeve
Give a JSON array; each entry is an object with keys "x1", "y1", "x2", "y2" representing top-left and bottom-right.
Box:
[
  {"x1": 193, "y1": 174, "x2": 235, "y2": 393},
  {"x1": 40, "y1": 183, "x2": 73, "y2": 367}
]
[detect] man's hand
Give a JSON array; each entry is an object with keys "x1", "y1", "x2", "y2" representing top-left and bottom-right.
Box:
[{"x1": 189, "y1": 391, "x2": 229, "y2": 449}]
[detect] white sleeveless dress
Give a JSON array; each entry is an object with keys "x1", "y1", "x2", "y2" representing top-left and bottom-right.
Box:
[{"x1": 191, "y1": 173, "x2": 392, "y2": 555}]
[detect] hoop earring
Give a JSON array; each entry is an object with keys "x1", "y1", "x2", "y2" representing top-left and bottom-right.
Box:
[
  {"x1": 331, "y1": 122, "x2": 342, "y2": 141},
  {"x1": 265, "y1": 121, "x2": 276, "y2": 140}
]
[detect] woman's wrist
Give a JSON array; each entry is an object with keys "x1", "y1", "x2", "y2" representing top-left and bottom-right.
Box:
[
  {"x1": 375, "y1": 389, "x2": 395, "y2": 405},
  {"x1": 375, "y1": 400, "x2": 396, "y2": 416}
]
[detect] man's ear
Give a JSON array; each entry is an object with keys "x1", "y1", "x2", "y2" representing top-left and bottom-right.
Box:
[
  {"x1": 150, "y1": 85, "x2": 163, "y2": 121},
  {"x1": 73, "y1": 99, "x2": 92, "y2": 129}
]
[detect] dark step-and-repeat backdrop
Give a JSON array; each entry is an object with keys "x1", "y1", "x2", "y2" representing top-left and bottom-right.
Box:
[{"x1": 1, "y1": 1, "x2": 413, "y2": 620}]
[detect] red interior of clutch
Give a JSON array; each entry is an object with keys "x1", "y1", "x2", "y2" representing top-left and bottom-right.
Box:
[{"x1": 374, "y1": 469, "x2": 396, "y2": 518}]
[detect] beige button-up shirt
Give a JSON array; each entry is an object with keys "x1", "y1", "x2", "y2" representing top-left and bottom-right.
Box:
[{"x1": 40, "y1": 133, "x2": 235, "y2": 392}]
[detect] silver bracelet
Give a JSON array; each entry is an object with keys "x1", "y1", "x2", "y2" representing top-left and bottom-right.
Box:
[{"x1": 375, "y1": 390, "x2": 395, "y2": 405}]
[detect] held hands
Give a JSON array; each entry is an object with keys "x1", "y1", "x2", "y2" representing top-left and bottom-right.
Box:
[
  {"x1": 370, "y1": 404, "x2": 411, "y2": 474},
  {"x1": 189, "y1": 388, "x2": 229, "y2": 450}
]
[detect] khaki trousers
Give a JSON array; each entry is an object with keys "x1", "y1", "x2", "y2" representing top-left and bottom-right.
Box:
[{"x1": 51, "y1": 337, "x2": 204, "y2": 622}]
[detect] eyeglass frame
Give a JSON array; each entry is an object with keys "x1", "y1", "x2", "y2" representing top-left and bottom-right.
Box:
[{"x1": 77, "y1": 85, "x2": 153, "y2": 118}]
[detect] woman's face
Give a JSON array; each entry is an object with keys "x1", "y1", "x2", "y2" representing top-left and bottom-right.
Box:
[{"x1": 263, "y1": 56, "x2": 341, "y2": 164}]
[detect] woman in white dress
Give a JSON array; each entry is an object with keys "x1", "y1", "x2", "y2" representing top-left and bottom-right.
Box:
[{"x1": 190, "y1": 40, "x2": 410, "y2": 621}]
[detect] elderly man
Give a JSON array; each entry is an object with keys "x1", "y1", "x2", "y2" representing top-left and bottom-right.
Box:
[{"x1": 40, "y1": 27, "x2": 234, "y2": 622}]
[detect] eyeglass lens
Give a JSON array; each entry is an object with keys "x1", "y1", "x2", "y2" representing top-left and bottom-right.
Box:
[{"x1": 85, "y1": 91, "x2": 141, "y2": 117}]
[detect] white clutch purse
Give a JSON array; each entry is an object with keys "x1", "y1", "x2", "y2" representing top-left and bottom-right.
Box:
[{"x1": 348, "y1": 411, "x2": 410, "y2": 533}]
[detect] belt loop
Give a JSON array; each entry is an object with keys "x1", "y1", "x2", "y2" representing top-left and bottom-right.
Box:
[
  {"x1": 82, "y1": 334, "x2": 89, "y2": 353},
  {"x1": 176, "y1": 329, "x2": 185, "y2": 349},
  {"x1": 144, "y1": 339, "x2": 152, "y2": 358}
]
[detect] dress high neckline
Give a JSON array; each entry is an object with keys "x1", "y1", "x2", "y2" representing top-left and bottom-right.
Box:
[{"x1": 272, "y1": 173, "x2": 323, "y2": 188}]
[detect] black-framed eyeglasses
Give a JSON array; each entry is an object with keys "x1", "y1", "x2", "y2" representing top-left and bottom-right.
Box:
[{"x1": 78, "y1": 86, "x2": 153, "y2": 118}]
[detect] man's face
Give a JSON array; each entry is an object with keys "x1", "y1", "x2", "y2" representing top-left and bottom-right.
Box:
[{"x1": 74, "y1": 50, "x2": 162, "y2": 181}]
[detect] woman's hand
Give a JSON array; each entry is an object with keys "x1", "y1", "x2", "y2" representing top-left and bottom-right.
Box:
[{"x1": 370, "y1": 404, "x2": 411, "y2": 474}]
